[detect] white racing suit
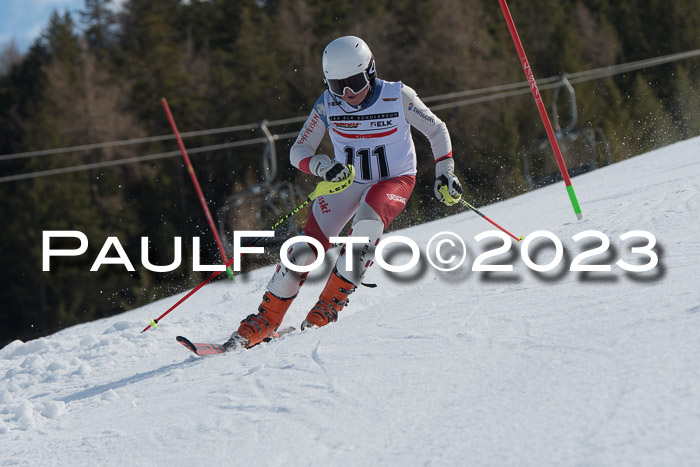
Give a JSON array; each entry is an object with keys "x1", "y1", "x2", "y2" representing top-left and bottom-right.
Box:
[{"x1": 267, "y1": 79, "x2": 454, "y2": 298}]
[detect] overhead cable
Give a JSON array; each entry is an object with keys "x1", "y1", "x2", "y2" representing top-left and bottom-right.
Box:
[{"x1": 1, "y1": 48, "x2": 698, "y2": 183}]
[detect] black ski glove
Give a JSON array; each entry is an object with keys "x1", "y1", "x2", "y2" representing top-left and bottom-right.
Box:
[
  {"x1": 434, "y1": 158, "x2": 463, "y2": 206},
  {"x1": 309, "y1": 154, "x2": 351, "y2": 182}
]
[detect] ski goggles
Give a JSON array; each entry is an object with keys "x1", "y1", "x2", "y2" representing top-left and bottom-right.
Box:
[{"x1": 326, "y1": 72, "x2": 370, "y2": 97}]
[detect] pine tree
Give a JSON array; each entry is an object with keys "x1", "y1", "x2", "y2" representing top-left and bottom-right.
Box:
[
  {"x1": 670, "y1": 66, "x2": 700, "y2": 139},
  {"x1": 627, "y1": 74, "x2": 681, "y2": 154},
  {"x1": 117, "y1": 0, "x2": 192, "y2": 131},
  {"x1": 80, "y1": 0, "x2": 118, "y2": 63}
]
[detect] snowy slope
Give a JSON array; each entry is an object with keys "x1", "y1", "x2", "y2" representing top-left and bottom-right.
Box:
[{"x1": 1, "y1": 137, "x2": 699, "y2": 466}]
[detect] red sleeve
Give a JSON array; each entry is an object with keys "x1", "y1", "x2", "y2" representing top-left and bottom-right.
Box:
[
  {"x1": 434, "y1": 151, "x2": 453, "y2": 163},
  {"x1": 298, "y1": 157, "x2": 313, "y2": 175}
]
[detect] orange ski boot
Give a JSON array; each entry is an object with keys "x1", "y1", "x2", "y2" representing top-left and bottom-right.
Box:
[
  {"x1": 224, "y1": 291, "x2": 295, "y2": 350},
  {"x1": 302, "y1": 269, "x2": 356, "y2": 330}
]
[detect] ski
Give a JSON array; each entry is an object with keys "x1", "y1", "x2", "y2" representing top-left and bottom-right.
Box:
[
  {"x1": 176, "y1": 336, "x2": 224, "y2": 355},
  {"x1": 176, "y1": 327, "x2": 296, "y2": 356}
]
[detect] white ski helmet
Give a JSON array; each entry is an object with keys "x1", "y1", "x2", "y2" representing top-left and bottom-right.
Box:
[{"x1": 322, "y1": 36, "x2": 376, "y2": 97}]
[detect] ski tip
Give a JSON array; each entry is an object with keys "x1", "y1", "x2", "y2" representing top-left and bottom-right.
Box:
[{"x1": 176, "y1": 335, "x2": 197, "y2": 353}]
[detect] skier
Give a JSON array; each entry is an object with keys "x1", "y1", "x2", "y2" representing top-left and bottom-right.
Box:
[{"x1": 224, "y1": 36, "x2": 463, "y2": 350}]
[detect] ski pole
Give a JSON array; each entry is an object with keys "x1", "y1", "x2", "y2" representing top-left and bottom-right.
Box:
[
  {"x1": 161, "y1": 98, "x2": 235, "y2": 281},
  {"x1": 141, "y1": 269, "x2": 222, "y2": 332},
  {"x1": 439, "y1": 185, "x2": 524, "y2": 242},
  {"x1": 458, "y1": 199, "x2": 523, "y2": 242},
  {"x1": 142, "y1": 166, "x2": 355, "y2": 333},
  {"x1": 497, "y1": 0, "x2": 583, "y2": 221},
  {"x1": 249, "y1": 165, "x2": 356, "y2": 246}
]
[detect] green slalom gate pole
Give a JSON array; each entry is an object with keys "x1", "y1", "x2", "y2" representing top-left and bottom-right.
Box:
[
  {"x1": 142, "y1": 166, "x2": 355, "y2": 333},
  {"x1": 498, "y1": 0, "x2": 583, "y2": 220}
]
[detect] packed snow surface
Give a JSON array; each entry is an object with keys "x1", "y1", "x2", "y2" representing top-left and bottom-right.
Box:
[{"x1": 2, "y1": 137, "x2": 699, "y2": 466}]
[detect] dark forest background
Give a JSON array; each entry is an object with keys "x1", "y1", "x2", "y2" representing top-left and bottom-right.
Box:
[{"x1": 1, "y1": 0, "x2": 699, "y2": 347}]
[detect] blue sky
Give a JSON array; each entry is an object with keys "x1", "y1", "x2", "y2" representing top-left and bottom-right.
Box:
[{"x1": 0, "y1": 0, "x2": 124, "y2": 52}]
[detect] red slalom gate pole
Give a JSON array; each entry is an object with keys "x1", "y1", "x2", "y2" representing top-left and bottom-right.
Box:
[
  {"x1": 161, "y1": 98, "x2": 235, "y2": 281},
  {"x1": 497, "y1": 0, "x2": 583, "y2": 220}
]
